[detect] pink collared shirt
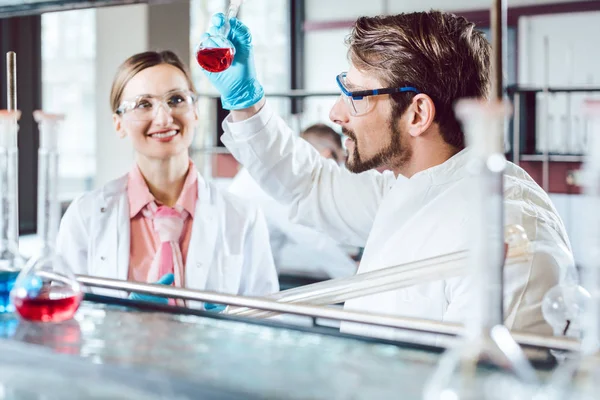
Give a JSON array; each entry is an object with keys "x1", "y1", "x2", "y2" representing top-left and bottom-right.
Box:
[{"x1": 126, "y1": 161, "x2": 198, "y2": 283}]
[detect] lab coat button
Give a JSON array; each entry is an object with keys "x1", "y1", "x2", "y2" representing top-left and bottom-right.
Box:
[{"x1": 100, "y1": 207, "x2": 106, "y2": 213}]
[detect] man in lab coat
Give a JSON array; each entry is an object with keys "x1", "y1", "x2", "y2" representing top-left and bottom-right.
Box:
[
  {"x1": 201, "y1": 11, "x2": 575, "y2": 341},
  {"x1": 229, "y1": 124, "x2": 359, "y2": 280}
]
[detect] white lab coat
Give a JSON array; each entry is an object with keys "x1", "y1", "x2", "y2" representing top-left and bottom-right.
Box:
[
  {"x1": 56, "y1": 170, "x2": 279, "y2": 308},
  {"x1": 228, "y1": 168, "x2": 358, "y2": 279},
  {"x1": 220, "y1": 102, "x2": 575, "y2": 343}
]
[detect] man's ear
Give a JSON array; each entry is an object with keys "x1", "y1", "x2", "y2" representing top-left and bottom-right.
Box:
[
  {"x1": 405, "y1": 94, "x2": 436, "y2": 138},
  {"x1": 113, "y1": 114, "x2": 126, "y2": 139}
]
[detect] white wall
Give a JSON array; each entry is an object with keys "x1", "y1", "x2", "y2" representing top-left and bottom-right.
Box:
[{"x1": 95, "y1": 5, "x2": 147, "y2": 188}]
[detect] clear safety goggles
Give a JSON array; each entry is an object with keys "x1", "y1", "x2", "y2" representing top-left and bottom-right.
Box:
[
  {"x1": 335, "y1": 72, "x2": 420, "y2": 116},
  {"x1": 116, "y1": 90, "x2": 197, "y2": 121}
]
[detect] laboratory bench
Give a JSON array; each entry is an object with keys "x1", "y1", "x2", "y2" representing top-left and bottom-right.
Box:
[{"x1": 0, "y1": 294, "x2": 559, "y2": 400}]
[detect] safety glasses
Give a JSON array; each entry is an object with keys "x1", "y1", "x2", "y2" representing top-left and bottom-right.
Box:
[
  {"x1": 116, "y1": 90, "x2": 197, "y2": 121},
  {"x1": 335, "y1": 72, "x2": 420, "y2": 116}
]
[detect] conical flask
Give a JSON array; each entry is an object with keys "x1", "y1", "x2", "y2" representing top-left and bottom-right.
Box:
[
  {"x1": 423, "y1": 100, "x2": 539, "y2": 400},
  {"x1": 10, "y1": 111, "x2": 82, "y2": 323},
  {"x1": 0, "y1": 110, "x2": 27, "y2": 314}
]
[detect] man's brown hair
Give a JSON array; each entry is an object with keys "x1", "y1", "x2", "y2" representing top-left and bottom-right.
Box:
[{"x1": 347, "y1": 11, "x2": 491, "y2": 149}]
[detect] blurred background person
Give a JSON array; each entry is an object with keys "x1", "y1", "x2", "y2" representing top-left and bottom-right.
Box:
[{"x1": 229, "y1": 123, "x2": 360, "y2": 286}]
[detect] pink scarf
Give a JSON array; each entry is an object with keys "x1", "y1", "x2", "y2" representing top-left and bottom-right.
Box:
[{"x1": 142, "y1": 203, "x2": 188, "y2": 307}]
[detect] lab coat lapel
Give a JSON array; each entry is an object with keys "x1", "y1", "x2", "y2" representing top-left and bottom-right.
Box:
[
  {"x1": 185, "y1": 173, "x2": 218, "y2": 307},
  {"x1": 90, "y1": 175, "x2": 129, "y2": 296},
  {"x1": 115, "y1": 193, "x2": 130, "y2": 282}
]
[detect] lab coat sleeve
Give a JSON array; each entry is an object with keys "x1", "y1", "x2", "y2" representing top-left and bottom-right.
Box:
[
  {"x1": 56, "y1": 195, "x2": 91, "y2": 275},
  {"x1": 221, "y1": 101, "x2": 394, "y2": 247},
  {"x1": 442, "y1": 250, "x2": 559, "y2": 336},
  {"x1": 442, "y1": 202, "x2": 572, "y2": 336},
  {"x1": 239, "y1": 206, "x2": 280, "y2": 296}
]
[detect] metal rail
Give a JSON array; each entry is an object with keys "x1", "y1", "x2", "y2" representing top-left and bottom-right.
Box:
[{"x1": 76, "y1": 274, "x2": 581, "y2": 352}]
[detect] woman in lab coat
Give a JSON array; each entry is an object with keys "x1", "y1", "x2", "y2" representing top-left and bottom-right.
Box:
[{"x1": 56, "y1": 50, "x2": 279, "y2": 307}]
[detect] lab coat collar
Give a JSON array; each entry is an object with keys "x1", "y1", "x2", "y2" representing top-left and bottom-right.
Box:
[
  {"x1": 399, "y1": 147, "x2": 471, "y2": 185},
  {"x1": 95, "y1": 171, "x2": 218, "y2": 286}
]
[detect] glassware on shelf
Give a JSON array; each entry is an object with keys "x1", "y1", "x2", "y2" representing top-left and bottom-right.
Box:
[
  {"x1": 10, "y1": 111, "x2": 82, "y2": 323},
  {"x1": 543, "y1": 100, "x2": 600, "y2": 400},
  {"x1": 0, "y1": 110, "x2": 27, "y2": 314},
  {"x1": 423, "y1": 100, "x2": 539, "y2": 400},
  {"x1": 195, "y1": 0, "x2": 244, "y2": 73}
]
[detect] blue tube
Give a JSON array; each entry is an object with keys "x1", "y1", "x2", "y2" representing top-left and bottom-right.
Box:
[{"x1": 0, "y1": 270, "x2": 19, "y2": 313}]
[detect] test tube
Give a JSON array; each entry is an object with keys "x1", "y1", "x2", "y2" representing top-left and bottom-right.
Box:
[
  {"x1": 10, "y1": 112, "x2": 82, "y2": 323},
  {"x1": 0, "y1": 110, "x2": 25, "y2": 314},
  {"x1": 423, "y1": 100, "x2": 538, "y2": 400}
]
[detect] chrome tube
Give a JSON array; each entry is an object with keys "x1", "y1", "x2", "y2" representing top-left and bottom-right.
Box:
[{"x1": 76, "y1": 274, "x2": 580, "y2": 352}]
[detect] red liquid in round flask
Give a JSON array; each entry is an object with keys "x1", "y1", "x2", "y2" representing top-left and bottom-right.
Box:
[
  {"x1": 196, "y1": 47, "x2": 234, "y2": 73},
  {"x1": 195, "y1": 1, "x2": 241, "y2": 73},
  {"x1": 13, "y1": 291, "x2": 82, "y2": 323}
]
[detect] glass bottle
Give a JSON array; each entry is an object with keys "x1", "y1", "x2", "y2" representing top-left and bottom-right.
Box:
[
  {"x1": 10, "y1": 111, "x2": 82, "y2": 323},
  {"x1": 423, "y1": 100, "x2": 538, "y2": 400},
  {"x1": 544, "y1": 100, "x2": 600, "y2": 400},
  {"x1": 0, "y1": 110, "x2": 27, "y2": 314}
]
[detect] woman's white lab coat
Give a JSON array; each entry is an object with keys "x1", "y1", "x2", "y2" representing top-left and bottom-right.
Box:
[
  {"x1": 56, "y1": 171, "x2": 279, "y2": 308},
  {"x1": 220, "y1": 102, "x2": 576, "y2": 344}
]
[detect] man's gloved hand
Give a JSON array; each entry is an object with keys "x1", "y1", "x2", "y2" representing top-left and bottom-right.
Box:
[
  {"x1": 128, "y1": 273, "x2": 174, "y2": 304},
  {"x1": 199, "y1": 12, "x2": 264, "y2": 110}
]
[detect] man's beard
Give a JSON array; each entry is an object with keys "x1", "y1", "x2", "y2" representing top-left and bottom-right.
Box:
[{"x1": 343, "y1": 116, "x2": 412, "y2": 174}]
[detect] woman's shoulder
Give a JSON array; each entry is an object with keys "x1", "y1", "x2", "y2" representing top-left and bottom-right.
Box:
[{"x1": 65, "y1": 174, "x2": 129, "y2": 215}]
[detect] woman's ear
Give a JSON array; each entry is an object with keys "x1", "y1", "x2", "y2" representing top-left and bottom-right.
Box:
[
  {"x1": 406, "y1": 94, "x2": 436, "y2": 138},
  {"x1": 113, "y1": 113, "x2": 127, "y2": 139}
]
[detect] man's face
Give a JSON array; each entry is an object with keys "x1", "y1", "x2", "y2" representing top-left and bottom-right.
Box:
[{"x1": 329, "y1": 66, "x2": 412, "y2": 173}]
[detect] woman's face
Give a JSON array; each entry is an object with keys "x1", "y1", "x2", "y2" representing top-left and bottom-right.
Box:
[{"x1": 113, "y1": 64, "x2": 198, "y2": 161}]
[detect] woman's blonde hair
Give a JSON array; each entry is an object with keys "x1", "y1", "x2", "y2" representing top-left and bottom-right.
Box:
[{"x1": 110, "y1": 50, "x2": 197, "y2": 113}]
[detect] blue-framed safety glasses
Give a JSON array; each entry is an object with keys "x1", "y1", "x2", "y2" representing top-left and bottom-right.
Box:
[{"x1": 336, "y1": 72, "x2": 420, "y2": 116}]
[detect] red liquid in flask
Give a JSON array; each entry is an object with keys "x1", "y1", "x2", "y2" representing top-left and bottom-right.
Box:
[
  {"x1": 14, "y1": 294, "x2": 82, "y2": 322},
  {"x1": 196, "y1": 47, "x2": 234, "y2": 73}
]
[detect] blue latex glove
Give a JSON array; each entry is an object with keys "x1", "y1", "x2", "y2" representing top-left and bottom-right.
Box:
[
  {"x1": 128, "y1": 273, "x2": 174, "y2": 304},
  {"x1": 199, "y1": 13, "x2": 264, "y2": 110},
  {"x1": 204, "y1": 303, "x2": 227, "y2": 313}
]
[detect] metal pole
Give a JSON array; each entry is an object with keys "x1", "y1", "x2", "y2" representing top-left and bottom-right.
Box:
[
  {"x1": 5, "y1": 52, "x2": 20, "y2": 257},
  {"x1": 6, "y1": 52, "x2": 16, "y2": 111},
  {"x1": 513, "y1": 93, "x2": 521, "y2": 165},
  {"x1": 76, "y1": 274, "x2": 581, "y2": 352},
  {"x1": 490, "y1": 0, "x2": 503, "y2": 101}
]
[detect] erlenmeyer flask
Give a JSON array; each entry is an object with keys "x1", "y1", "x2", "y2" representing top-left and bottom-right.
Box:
[
  {"x1": 0, "y1": 110, "x2": 27, "y2": 314},
  {"x1": 543, "y1": 100, "x2": 600, "y2": 400},
  {"x1": 10, "y1": 111, "x2": 82, "y2": 323},
  {"x1": 423, "y1": 100, "x2": 538, "y2": 400},
  {"x1": 195, "y1": 0, "x2": 244, "y2": 73}
]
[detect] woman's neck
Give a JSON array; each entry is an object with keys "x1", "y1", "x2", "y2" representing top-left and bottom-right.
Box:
[{"x1": 136, "y1": 153, "x2": 190, "y2": 207}]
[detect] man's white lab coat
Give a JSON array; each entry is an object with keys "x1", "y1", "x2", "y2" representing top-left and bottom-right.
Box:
[
  {"x1": 56, "y1": 171, "x2": 279, "y2": 308},
  {"x1": 229, "y1": 167, "x2": 358, "y2": 279},
  {"x1": 220, "y1": 102, "x2": 575, "y2": 341}
]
